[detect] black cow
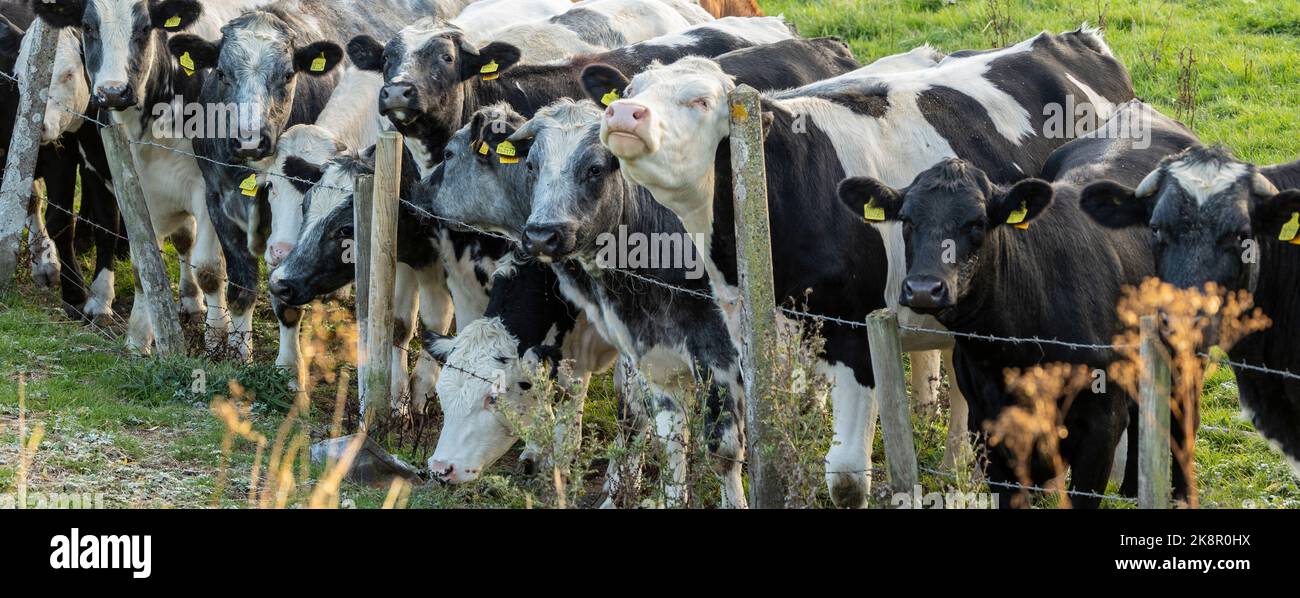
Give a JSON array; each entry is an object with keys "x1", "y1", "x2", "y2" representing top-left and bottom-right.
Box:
[
  {"x1": 597, "y1": 28, "x2": 1137, "y2": 507},
  {"x1": 1082, "y1": 146, "x2": 1300, "y2": 480},
  {"x1": 836, "y1": 101, "x2": 1200, "y2": 507}
]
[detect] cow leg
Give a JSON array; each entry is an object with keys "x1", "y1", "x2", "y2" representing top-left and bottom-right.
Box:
[
  {"x1": 601, "y1": 358, "x2": 648, "y2": 508},
  {"x1": 125, "y1": 273, "x2": 154, "y2": 355},
  {"x1": 823, "y1": 361, "x2": 879, "y2": 508},
  {"x1": 27, "y1": 182, "x2": 60, "y2": 290},
  {"x1": 909, "y1": 349, "x2": 942, "y2": 413},
  {"x1": 272, "y1": 297, "x2": 304, "y2": 391},
  {"x1": 1063, "y1": 394, "x2": 1127, "y2": 509},
  {"x1": 704, "y1": 373, "x2": 747, "y2": 508},
  {"x1": 83, "y1": 179, "x2": 121, "y2": 326},
  {"x1": 941, "y1": 349, "x2": 972, "y2": 470},
  {"x1": 169, "y1": 219, "x2": 206, "y2": 327},
  {"x1": 44, "y1": 153, "x2": 89, "y2": 318},
  {"x1": 652, "y1": 391, "x2": 689, "y2": 508},
  {"x1": 198, "y1": 198, "x2": 254, "y2": 361},
  {"x1": 412, "y1": 263, "x2": 454, "y2": 414},
  {"x1": 389, "y1": 264, "x2": 420, "y2": 414}
]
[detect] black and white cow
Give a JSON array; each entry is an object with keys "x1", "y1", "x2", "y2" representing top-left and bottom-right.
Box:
[
  {"x1": 1081, "y1": 146, "x2": 1300, "y2": 479},
  {"x1": 1, "y1": 8, "x2": 124, "y2": 324},
  {"x1": 162, "y1": 0, "x2": 447, "y2": 363},
  {"x1": 416, "y1": 38, "x2": 869, "y2": 506},
  {"x1": 346, "y1": 14, "x2": 796, "y2": 175},
  {"x1": 596, "y1": 28, "x2": 1137, "y2": 507},
  {"x1": 476, "y1": 0, "x2": 714, "y2": 63},
  {"x1": 31, "y1": 0, "x2": 271, "y2": 355},
  {"x1": 837, "y1": 101, "x2": 1199, "y2": 506}
]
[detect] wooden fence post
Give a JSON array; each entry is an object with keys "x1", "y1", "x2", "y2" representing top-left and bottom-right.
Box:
[
  {"x1": 728, "y1": 84, "x2": 783, "y2": 508},
  {"x1": 99, "y1": 124, "x2": 184, "y2": 355},
  {"x1": 353, "y1": 174, "x2": 374, "y2": 423},
  {"x1": 0, "y1": 20, "x2": 58, "y2": 285},
  {"x1": 1138, "y1": 315, "x2": 1172, "y2": 509},
  {"x1": 866, "y1": 309, "x2": 919, "y2": 493},
  {"x1": 362, "y1": 132, "x2": 402, "y2": 430}
]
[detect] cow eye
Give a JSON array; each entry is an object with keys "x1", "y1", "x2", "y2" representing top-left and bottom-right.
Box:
[
  {"x1": 442, "y1": 53, "x2": 453, "y2": 63},
  {"x1": 443, "y1": 148, "x2": 454, "y2": 161},
  {"x1": 1151, "y1": 225, "x2": 1167, "y2": 246},
  {"x1": 336, "y1": 225, "x2": 354, "y2": 239},
  {"x1": 586, "y1": 165, "x2": 602, "y2": 179}
]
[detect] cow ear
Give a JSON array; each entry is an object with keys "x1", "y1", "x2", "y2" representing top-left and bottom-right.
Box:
[
  {"x1": 461, "y1": 41, "x2": 520, "y2": 82},
  {"x1": 838, "y1": 177, "x2": 903, "y2": 223},
  {"x1": 1252, "y1": 189, "x2": 1300, "y2": 243},
  {"x1": 295, "y1": 41, "x2": 344, "y2": 76},
  {"x1": 32, "y1": 0, "x2": 85, "y2": 28},
  {"x1": 168, "y1": 34, "x2": 220, "y2": 71},
  {"x1": 1080, "y1": 180, "x2": 1151, "y2": 229},
  {"x1": 581, "y1": 64, "x2": 631, "y2": 106},
  {"x1": 346, "y1": 35, "x2": 385, "y2": 72},
  {"x1": 152, "y1": 0, "x2": 203, "y2": 32},
  {"x1": 421, "y1": 330, "x2": 455, "y2": 365},
  {"x1": 282, "y1": 156, "x2": 325, "y2": 194},
  {"x1": 989, "y1": 179, "x2": 1054, "y2": 229}
]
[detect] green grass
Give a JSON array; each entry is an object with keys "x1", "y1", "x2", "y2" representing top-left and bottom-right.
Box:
[{"x1": 4, "y1": 0, "x2": 1298, "y2": 508}]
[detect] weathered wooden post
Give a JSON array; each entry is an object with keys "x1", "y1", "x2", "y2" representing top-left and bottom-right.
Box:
[
  {"x1": 1138, "y1": 315, "x2": 1172, "y2": 509},
  {"x1": 866, "y1": 309, "x2": 919, "y2": 493},
  {"x1": 353, "y1": 174, "x2": 374, "y2": 422},
  {"x1": 0, "y1": 20, "x2": 58, "y2": 285},
  {"x1": 728, "y1": 84, "x2": 783, "y2": 508},
  {"x1": 362, "y1": 131, "x2": 403, "y2": 430},
  {"x1": 100, "y1": 124, "x2": 184, "y2": 355}
]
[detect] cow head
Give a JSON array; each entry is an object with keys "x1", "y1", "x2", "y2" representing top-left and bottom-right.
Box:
[
  {"x1": 418, "y1": 103, "x2": 532, "y2": 237},
  {"x1": 4, "y1": 17, "x2": 91, "y2": 144},
  {"x1": 589, "y1": 58, "x2": 736, "y2": 211},
  {"x1": 517, "y1": 99, "x2": 626, "y2": 261},
  {"x1": 348, "y1": 20, "x2": 521, "y2": 154},
  {"x1": 168, "y1": 10, "x2": 344, "y2": 161},
  {"x1": 839, "y1": 159, "x2": 1055, "y2": 313},
  {"x1": 33, "y1": 0, "x2": 204, "y2": 110},
  {"x1": 268, "y1": 153, "x2": 362, "y2": 306},
  {"x1": 264, "y1": 125, "x2": 347, "y2": 266},
  {"x1": 426, "y1": 317, "x2": 557, "y2": 484},
  {"x1": 1082, "y1": 146, "x2": 1300, "y2": 293}
]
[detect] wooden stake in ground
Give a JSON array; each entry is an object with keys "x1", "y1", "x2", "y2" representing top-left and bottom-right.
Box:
[{"x1": 0, "y1": 20, "x2": 58, "y2": 285}]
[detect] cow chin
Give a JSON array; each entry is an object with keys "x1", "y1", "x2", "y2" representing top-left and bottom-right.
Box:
[{"x1": 605, "y1": 131, "x2": 652, "y2": 159}]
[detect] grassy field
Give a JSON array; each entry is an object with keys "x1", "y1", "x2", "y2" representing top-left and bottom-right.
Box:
[{"x1": 2, "y1": 0, "x2": 1298, "y2": 509}]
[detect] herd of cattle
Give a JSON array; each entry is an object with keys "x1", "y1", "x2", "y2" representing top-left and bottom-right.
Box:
[{"x1": 2, "y1": 0, "x2": 1297, "y2": 508}]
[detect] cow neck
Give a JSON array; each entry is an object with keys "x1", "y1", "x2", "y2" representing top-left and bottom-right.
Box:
[
  {"x1": 473, "y1": 67, "x2": 579, "y2": 118},
  {"x1": 137, "y1": 29, "x2": 184, "y2": 131},
  {"x1": 1234, "y1": 238, "x2": 1300, "y2": 360}
]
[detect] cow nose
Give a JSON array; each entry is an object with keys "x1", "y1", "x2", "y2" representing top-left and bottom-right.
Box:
[
  {"x1": 269, "y1": 277, "x2": 297, "y2": 305},
  {"x1": 380, "y1": 83, "x2": 418, "y2": 117},
  {"x1": 901, "y1": 276, "x2": 949, "y2": 309},
  {"x1": 95, "y1": 82, "x2": 134, "y2": 110},
  {"x1": 429, "y1": 460, "x2": 457, "y2": 483},
  {"x1": 524, "y1": 224, "x2": 564, "y2": 259},
  {"x1": 267, "y1": 243, "x2": 294, "y2": 266},
  {"x1": 605, "y1": 101, "x2": 648, "y2": 132},
  {"x1": 232, "y1": 132, "x2": 274, "y2": 161}
]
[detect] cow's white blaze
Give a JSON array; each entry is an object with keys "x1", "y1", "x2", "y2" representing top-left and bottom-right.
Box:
[
  {"x1": 1168, "y1": 158, "x2": 1250, "y2": 207},
  {"x1": 86, "y1": 0, "x2": 140, "y2": 90}
]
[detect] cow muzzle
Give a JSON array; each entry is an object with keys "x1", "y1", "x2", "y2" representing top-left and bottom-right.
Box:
[
  {"x1": 94, "y1": 82, "x2": 135, "y2": 110},
  {"x1": 603, "y1": 101, "x2": 652, "y2": 158},
  {"x1": 427, "y1": 459, "x2": 478, "y2": 484},
  {"x1": 523, "y1": 222, "x2": 576, "y2": 261},
  {"x1": 232, "y1": 131, "x2": 274, "y2": 161},
  {"x1": 380, "y1": 82, "x2": 420, "y2": 124},
  {"x1": 900, "y1": 275, "x2": 952, "y2": 311}
]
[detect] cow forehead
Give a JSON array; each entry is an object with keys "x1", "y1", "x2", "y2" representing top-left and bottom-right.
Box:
[
  {"x1": 86, "y1": 0, "x2": 145, "y2": 25},
  {"x1": 629, "y1": 58, "x2": 731, "y2": 99},
  {"x1": 1166, "y1": 158, "x2": 1251, "y2": 207},
  {"x1": 441, "y1": 318, "x2": 520, "y2": 409},
  {"x1": 398, "y1": 19, "x2": 460, "y2": 56}
]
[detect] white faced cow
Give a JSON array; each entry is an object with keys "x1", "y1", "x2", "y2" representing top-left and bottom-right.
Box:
[
  {"x1": 598, "y1": 28, "x2": 1137, "y2": 506},
  {"x1": 31, "y1": 0, "x2": 273, "y2": 356},
  {"x1": 1082, "y1": 146, "x2": 1300, "y2": 479}
]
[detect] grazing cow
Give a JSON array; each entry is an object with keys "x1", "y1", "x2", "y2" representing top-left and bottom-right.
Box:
[
  {"x1": 347, "y1": 14, "x2": 796, "y2": 175},
  {"x1": 2, "y1": 10, "x2": 123, "y2": 323},
  {"x1": 1081, "y1": 146, "x2": 1300, "y2": 479},
  {"x1": 163, "y1": 0, "x2": 445, "y2": 362},
  {"x1": 416, "y1": 38, "x2": 866, "y2": 506},
  {"x1": 478, "y1": 0, "x2": 714, "y2": 63},
  {"x1": 31, "y1": 0, "x2": 273, "y2": 355},
  {"x1": 597, "y1": 28, "x2": 1136, "y2": 506},
  {"x1": 837, "y1": 101, "x2": 1199, "y2": 507},
  {"x1": 423, "y1": 255, "x2": 619, "y2": 484}
]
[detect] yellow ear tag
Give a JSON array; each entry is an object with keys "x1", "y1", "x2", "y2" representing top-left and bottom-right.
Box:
[
  {"x1": 310, "y1": 53, "x2": 327, "y2": 73},
  {"x1": 480, "y1": 60, "x2": 500, "y2": 81},
  {"x1": 495, "y1": 140, "x2": 518, "y2": 164},
  {"x1": 862, "y1": 198, "x2": 885, "y2": 222},
  {"x1": 477, "y1": 141, "x2": 490, "y2": 155},
  {"x1": 1280, "y1": 212, "x2": 1300, "y2": 244},
  {"x1": 1007, "y1": 201, "x2": 1029, "y2": 230},
  {"x1": 240, "y1": 174, "x2": 259, "y2": 197},
  {"x1": 164, "y1": 15, "x2": 182, "y2": 29},
  {"x1": 601, "y1": 89, "x2": 619, "y2": 107},
  {"x1": 179, "y1": 51, "x2": 196, "y2": 77}
]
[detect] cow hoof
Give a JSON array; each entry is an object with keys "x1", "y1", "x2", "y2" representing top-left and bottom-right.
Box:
[
  {"x1": 84, "y1": 298, "x2": 116, "y2": 325},
  {"x1": 31, "y1": 262, "x2": 59, "y2": 289},
  {"x1": 827, "y1": 472, "x2": 870, "y2": 508}
]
